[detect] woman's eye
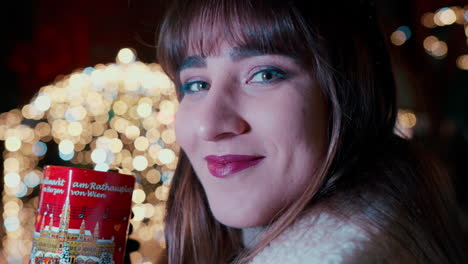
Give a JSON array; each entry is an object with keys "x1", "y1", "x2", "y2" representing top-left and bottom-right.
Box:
[
  {"x1": 248, "y1": 69, "x2": 286, "y2": 84},
  {"x1": 180, "y1": 81, "x2": 210, "y2": 94}
]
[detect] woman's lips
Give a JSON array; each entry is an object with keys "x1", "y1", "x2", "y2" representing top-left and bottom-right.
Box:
[{"x1": 204, "y1": 155, "x2": 265, "y2": 178}]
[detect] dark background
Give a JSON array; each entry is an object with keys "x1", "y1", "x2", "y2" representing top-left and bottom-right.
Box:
[{"x1": 0, "y1": 0, "x2": 467, "y2": 256}]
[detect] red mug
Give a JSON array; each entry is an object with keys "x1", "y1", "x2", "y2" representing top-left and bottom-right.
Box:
[{"x1": 30, "y1": 166, "x2": 135, "y2": 264}]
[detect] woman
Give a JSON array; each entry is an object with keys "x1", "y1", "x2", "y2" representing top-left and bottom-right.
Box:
[{"x1": 156, "y1": 0, "x2": 467, "y2": 263}]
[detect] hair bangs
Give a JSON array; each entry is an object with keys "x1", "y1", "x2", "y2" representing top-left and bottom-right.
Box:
[{"x1": 157, "y1": 0, "x2": 316, "y2": 84}]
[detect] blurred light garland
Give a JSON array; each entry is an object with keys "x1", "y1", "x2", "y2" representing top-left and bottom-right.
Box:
[
  {"x1": 0, "y1": 48, "x2": 179, "y2": 263},
  {"x1": 391, "y1": 5, "x2": 468, "y2": 69}
]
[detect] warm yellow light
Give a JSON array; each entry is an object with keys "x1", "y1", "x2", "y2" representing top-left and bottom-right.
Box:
[
  {"x1": 110, "y1": 138, "x2": 124, "y2": 153},
  {"x1": 423, "y1": 36, "x2": 438, "y2": 51},
  {"x1": 167, "y1": 158, "x2": 179, "y2": 170},
  {"x1": 50, "y1": 103, "x2": 67, "y2": 119},
  {"x1": 66, "y1": 106, "x2": 87, "y2": 121},
  {"x1": 157, "y1": 110, "x2": 175, "y2": 125},
  {"x1": 4, "y1": 172, "x2": 21, "y2": 188},
  {"x1": 34, "y1": 95, "x2": 51, "y2": 111},
  {"x1": 125, "y1": 125, "x2": 140, "y2": 139},
  {"x1": 132, "y1": 189, "x2": 146, "y2": 204},
  {"x1": 117, "y1": 48, "x2": 136, "y2": 64},
  {"x1": 34, "y1": 122, "x2": 51, "y2": 138},
  {"x1": 457, "y1": 7, "x2": 467, "y2": 24},
  {"x1": 138, "y1": 97, "x2": 153, "y2": 105},
  {"x1": 131, "y1": 205, "x2": 145, "y2": 221},
  {"x1": 122, "y1": 157, "x2": 134, "y2": 170},
  {"x1": 58, "y1": 139, "x2": 74, "y2": 155},
  {"x1": 137, "y1": 103, "x2": 152, "y2": 118},
  {"x1": 91, "y1": 122, "x2": 105, "y2": 137},
  {"x1": 4, "y1": 200, "x2": 21, "y2": 212},
  {"x1": 398, "y1": 110, "x2": 417, "y2": 128},
  {"x1": 103, "y1": 129, "x2": 118, "y2": 139},
  {"x1": 390, "y1": 30, "x2": 406, "y2": 46},
  {"x1": 158, "y1": 149, "x2": 176, "y2": 164},
  {"x1": 155, "y1": 185, "x2": 170, "y2": 201},
  {"x1": 142, "y1": 117, "x2": 158, "y2": 132},
  {"x1": 67, "y1": 122, "x2": 83, "y2": 136},
  {"x1": 421, "y1": 12, "x2": 436, "y2": 28},
  {"x1": 148, "y1": 144, "x2": 162, "y2": 159},
  {"x1": 146, "y1": 169, "x2": 161, "y2": 184},
  {"x1": 128, "y1": 106, "x2": 140, "y2": 120},
  {"x1": 154, "y1": 204, "x2": 165, "y2": 219},
  {"x1": 438, "y1": 8, "x2": 457, "y2": 25},
  {"x1": 159, "y1": 100, "x2": 176, "y2": 113},
  {"x1": 433, "y1": 10, "x2": 444, "y2": 26},
  {"x1": 5, "y1": 136, "x2": 22, "y2": 152},
  {"x1": 431, "y1": 41, "x2": 448, "y2": 58},
  {"x1": 456, "y1": 55, "x2": 468, "y2": 70},
  {"x1": 134, "y1": 136, "x2": 149, "y2": 151},
  {"x1": 0, "y1": 125, "x2": 6, "y2": 141},
  {"x1": 69, "y1": 73, "x2": 89, "y2": 90},
  {"x1": 113, "y1": 101, "x2": 128, "y2": 115},
  {"x1": 91, "y1": 148, "x2": 107, "y2": 164},
  {"x1": 4, "y1": 158, "x2": 20, "y2": 172},
  {"x1": 161, "y1": 129, "x2": 176, "y2": 144},
  {"x1": 143, "y1": 203, "x2": 155, "y2": 218},
  {"x1": 133, "y1": 155, "x2": 148, "y2": 171},
  {"x1": 146, "y1": 128, "x2": 160, "y2": 142},
  {"x1": 113, "y1": 117, "x2": 129, "y2": 133},
  {"x1": 52, "y1": 119, "x2": 68, "y2": 136}
]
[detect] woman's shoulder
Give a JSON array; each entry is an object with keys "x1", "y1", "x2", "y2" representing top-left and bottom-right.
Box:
[{"x1": 245, "y1": 211, "x2": 373, "y2": 264}]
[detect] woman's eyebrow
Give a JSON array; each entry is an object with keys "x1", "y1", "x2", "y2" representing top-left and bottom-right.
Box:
[
  {"x1": 177, "y1": 48, "x2": 262, "y2": 72},
  {"x1": 230, "y1": 47, "x2": 298, "y2": 63},
  {"x1": 177, "y1": 48, "x2": 297, "y2": 73},
  {"x1": 178, "y1": 56, "x2": 206, "y2": 73},
  {"x1": 229, "y1": 48, "x2": 266, "y2": 61}
]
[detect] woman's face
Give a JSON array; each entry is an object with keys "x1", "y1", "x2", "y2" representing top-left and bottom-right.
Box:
[{"x1": 175, "y1": 42, "x2": 328, "y2": 228}]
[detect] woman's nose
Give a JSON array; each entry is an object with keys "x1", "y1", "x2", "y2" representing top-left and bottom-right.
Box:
[{"x1": 196, "y1": 92, "x2": 250, "y2": 141}]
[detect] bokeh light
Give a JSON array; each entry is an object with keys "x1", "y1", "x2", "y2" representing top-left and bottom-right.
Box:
[
  {"x1": 436, "y1": 7, "x2": 457, "y2": 26},
  {"x1": 423, "y1": 36, "x2": 448, "y2": 59},
  {"x1": 398, "y1": 110, "x2": 417, "y2": 129},
  {"x1": 137, "y1": 103, "x2": 152, "y2": 118},
  {"x1": 58, "y1": 139, "x2": 74, "y2": 155},
  {"x1": 421, "y1": 12, "x2": 436, "y2": 28},
  {"x1": 5, "y1": 136, "x2": 22, "y2": 152},
  {"x1": 133, "y1": 155, "x2": 149, "y2": 171},
  {"x1": 0, "y1": 48, "x2": 179, "y2": 262},
  {"x1": 24, "y1": 171, "x2": 41, "y2": 188},
  {"x1": 132, "y1": 189, "x2": 146, "y2": 204},
  {"x1": 117, "y1": 48, "x2": 136, "y2": 64},
  {"x1": 146, "y1": 169, "x2": 161, "y2": 184},
  {"x1": 390, "y1": 26, "x2": 411, "y2": 46},
  {"x1": 456, "y1": 55, "x2": 468, "y2": 70},
  {"x1": 158, "y1": 149, "x2": 176, "y2": 164},
  {"x1": 33, "y1": 95, "x2": 51, "y2": 111},
  {"x1": 4, "y1": 172, "x2": 21, "y2": 188}
]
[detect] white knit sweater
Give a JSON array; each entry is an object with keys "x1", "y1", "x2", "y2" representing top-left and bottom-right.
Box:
[{"x1": 242, "y1": 212, "x2": 371, "y2": 264}]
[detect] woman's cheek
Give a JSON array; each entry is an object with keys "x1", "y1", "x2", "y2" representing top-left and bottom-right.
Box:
[{"x1": 174, "y1": 106, "x2": 193, "y2": 151}]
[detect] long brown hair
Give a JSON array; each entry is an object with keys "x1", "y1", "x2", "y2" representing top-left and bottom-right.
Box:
[{"x1": 156, "y1": 0, "x2": 467, "y2": 263}]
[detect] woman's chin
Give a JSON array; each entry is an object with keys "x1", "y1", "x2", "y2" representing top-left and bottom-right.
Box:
[{"x1": 211, "y1": 208, "x2": 272, "y2": 228}]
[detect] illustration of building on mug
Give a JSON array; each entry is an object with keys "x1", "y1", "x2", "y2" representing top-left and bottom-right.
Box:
[{"x1": 30, "y1": 198, "x2": 115, "y2": 264}]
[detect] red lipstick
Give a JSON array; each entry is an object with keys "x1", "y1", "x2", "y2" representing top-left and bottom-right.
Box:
[{"x1": 204, "y1": 155, "x2": 265, "y2": 178}]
